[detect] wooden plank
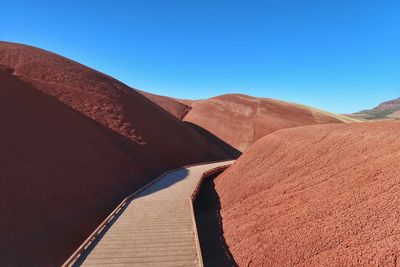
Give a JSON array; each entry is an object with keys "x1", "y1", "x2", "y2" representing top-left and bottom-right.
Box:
[{"x1": 67, "y1": 161, "x2": 233, "y2": 267}]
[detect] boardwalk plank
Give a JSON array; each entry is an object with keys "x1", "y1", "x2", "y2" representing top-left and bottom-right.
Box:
[{"x1": 74, "y1": 161, "x2": 233, "y2": 267}]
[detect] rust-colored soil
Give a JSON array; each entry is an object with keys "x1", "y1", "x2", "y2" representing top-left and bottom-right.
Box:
[
  {"x1": 184, "y1": 94, "x2": 346, "y2": 151},
  {"x1": 140, "y1": 91, "x2": 242, "y2": 158},
  {"x1": 0, "y1": 42, "x2": 230, "y2": 266},
  {"x1": 138, "y1": 90, "x2": 192, "y2": 120},
  {"x1": 0, "y1": 42, "x2": 229, "y2": 163},
  {"x1": 215, "y1": 121, "x2": 400, "y2": 266}
]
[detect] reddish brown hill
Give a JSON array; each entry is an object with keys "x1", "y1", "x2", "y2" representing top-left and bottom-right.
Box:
[
  {"x1": 0, "y1": 42, "x2": 230, "y2": 266},
  {"x1": 139, "y1": 92, "x2": 242, "y2": 158},
  {"x1": 184, "y1": 94, "x2": 352, "y2": 151},
  {"x1": 139, "y1": 92, "x2": 353, "y2": 152},
  {"x1": 0, "y1": 69, "x2": 152, "y2": 266},
  {"x1": 215, "y1": 121, "x2": 400, "y2": 266},
  {"x1": 0, "y1": 42, "x2": 229, "y2": 164}
]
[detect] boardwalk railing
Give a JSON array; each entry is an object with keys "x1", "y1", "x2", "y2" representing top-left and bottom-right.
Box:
[
  {"x1": 62, "y1": 160, "x2": 233, "y2": 267},
  {"x1": 189, "y1": 165, "x2": 231, "y2": 267}
]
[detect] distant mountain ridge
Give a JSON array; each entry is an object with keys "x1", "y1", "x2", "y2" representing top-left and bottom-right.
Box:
[{"x1": 351, "y1": 97, "x2": 400, "y2": 120}]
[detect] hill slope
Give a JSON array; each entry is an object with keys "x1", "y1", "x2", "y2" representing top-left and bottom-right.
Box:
[
  {"x1": 0, "y1": 42, "x2": 230, "y2": 266},
  {"x1": 0, "y1": 69, "x2": 154, "y2": 266},
  {"x1": 138, "y1": 92, "x2": 242, "y2": 157},
  {"x1": 351, "y1": 97, "x2": 400, "y2": 120},
  {"x1": 0, "y1": 42, "x2": 228, "y2": 163},
  {"x1": 183, "y1": 94, "x2": 351, "y2": 151},
  {"x1": 215, "y1": 121, "x2": 400, "y2": 266},
  {"x1": 137, "y1": 90, "x2": 191, "y2": 120},
  {"x1": 140, "y1": 92, "x2": 353, "y2": 152}
]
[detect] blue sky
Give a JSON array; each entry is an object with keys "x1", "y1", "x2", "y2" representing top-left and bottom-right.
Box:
[{"x1": 1, "y1": 0, "x2": 399, "y2": 113}]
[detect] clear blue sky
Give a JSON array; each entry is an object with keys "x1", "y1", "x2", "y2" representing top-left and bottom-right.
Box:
[{"x1": 1, "y1": 0, "x2": 399, "y2": 113}]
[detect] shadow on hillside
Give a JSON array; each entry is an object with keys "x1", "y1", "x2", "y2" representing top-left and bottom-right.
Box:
[
  {"x1": 194, "y1": 170, "x2": 238, "y2": 267},
  {"x1": 184, "y1": 121, "x2": 242, "y2": 159}
]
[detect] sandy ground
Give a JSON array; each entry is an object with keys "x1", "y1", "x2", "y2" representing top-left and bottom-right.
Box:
[{"x1": 215, "y1": 121, "x2": 400, "y2": 266}]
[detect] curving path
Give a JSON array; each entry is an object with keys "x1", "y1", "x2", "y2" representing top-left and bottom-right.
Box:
[{"x1": 70, "y1": 160, "x2": 234, "y2": 267}]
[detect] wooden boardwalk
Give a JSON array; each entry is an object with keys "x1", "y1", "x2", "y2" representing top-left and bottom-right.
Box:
[{"x1": 72, "y1": 161, "x2": 233, "y2": 267}]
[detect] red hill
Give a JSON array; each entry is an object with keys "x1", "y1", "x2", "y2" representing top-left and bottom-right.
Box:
[
  {"x1": 141, "y1": 93, "x2": 354, "y2": 152},
  {"x1": 184, "y1": 94, "x2": 353, "y2": 151},
  {"x1": 215, "y1": 121, "x2": 400, "y2": 266}
]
